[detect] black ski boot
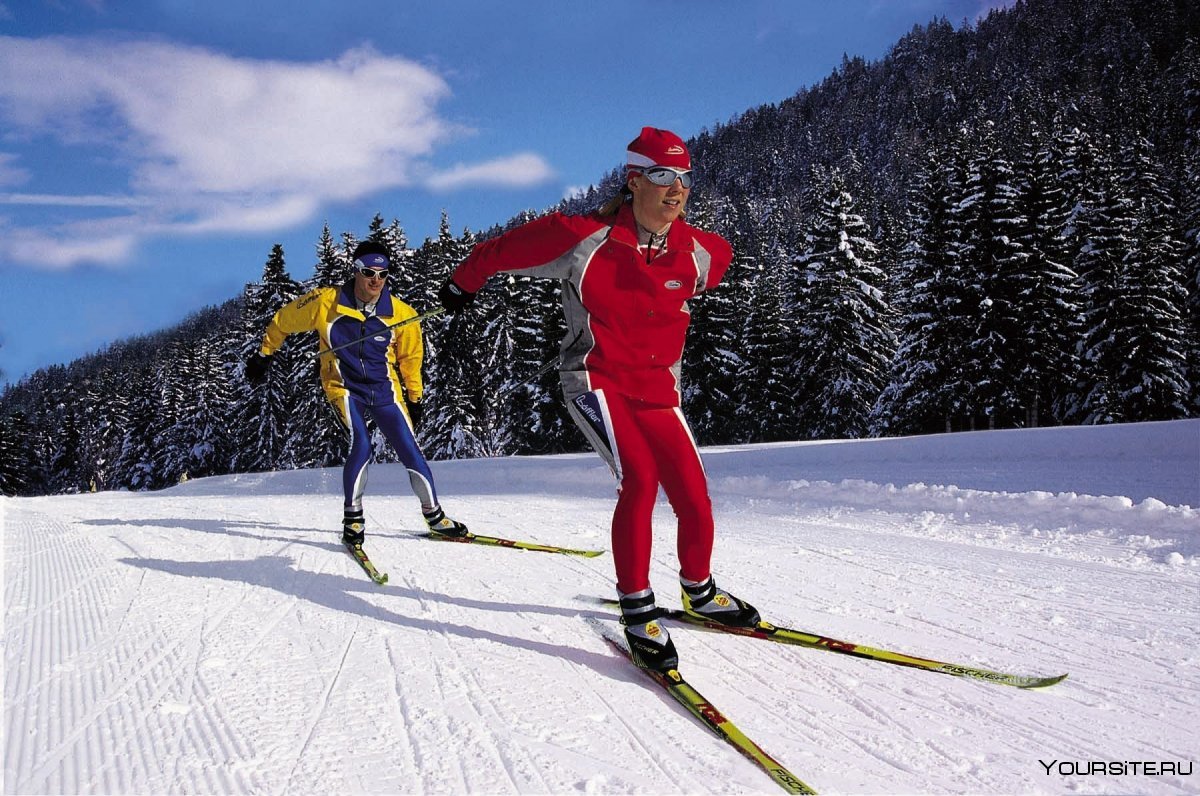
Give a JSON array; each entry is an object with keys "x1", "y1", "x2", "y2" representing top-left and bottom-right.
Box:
[
  {"x1": 619, "y1": 587, "x2": 678, "y2": 672},
  {"x1": 424, "y1": 506, "x2": 469, "y2": 538},
  {"x1": 342, "y1": 509, "x2": 365, "y2": 546},
  {"x1": 680, "y1": 575, "x2": 761, "y2": 628}
]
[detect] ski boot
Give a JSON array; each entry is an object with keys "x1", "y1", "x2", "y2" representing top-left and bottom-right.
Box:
[
  {"x1": 424, "y1": 506, "x2": 469, "y2": 538},
  {"x1": 680, "y1": 575, "x2": 761, "y2": 628},
  {"x1": 619, "y1": 587, "x2": 678, "y2": 672},
  {"x1": 342, "y1": 509, "x2": 365, "y2": 546}
]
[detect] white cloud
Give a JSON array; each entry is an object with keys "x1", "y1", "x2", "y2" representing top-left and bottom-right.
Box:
[
  {"x1": 0, "y1": 35, "x2": 554, "y2": 269},
  {"x1": 0, "y1": 192, "x2": 150, "y2": 208},
  {"x1": 0, "y1": 154, "x2": 30, "y2": 188},
  {"x1": 6, "y1": 227, "x2": 137, "y2": 270},
  {"x1": 425, "y1": 153, "x2": 556, "y2": 192}
]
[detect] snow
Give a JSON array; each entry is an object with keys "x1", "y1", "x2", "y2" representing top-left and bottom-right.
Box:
[{"x1": 4, "y1": 419, "x2": 1198, "y2": 795}]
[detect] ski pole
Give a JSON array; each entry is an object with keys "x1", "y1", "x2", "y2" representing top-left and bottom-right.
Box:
[
  {"x1": 494, "y1": 328, "x2": 585, "y2": 401},
  {"x1": 314, "y1": 306, "x2": 446, "y2": 359},
  {"x1": 495, "y1": 354, "x2": 561, "y2": 400}
]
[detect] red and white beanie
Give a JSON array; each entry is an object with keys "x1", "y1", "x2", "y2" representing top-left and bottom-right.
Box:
[{"x1": 626, "y1": 127, "x2": 691, "y2": 171}]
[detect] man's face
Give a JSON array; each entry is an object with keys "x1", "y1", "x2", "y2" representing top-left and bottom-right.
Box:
[{"x1": 353, "y1": 258, "x2": 388, "y2": 302}]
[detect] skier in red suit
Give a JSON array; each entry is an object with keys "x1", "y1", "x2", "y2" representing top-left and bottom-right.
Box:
[{"x1": 440, "y1": 127, "x2": 760, "y2": 671}]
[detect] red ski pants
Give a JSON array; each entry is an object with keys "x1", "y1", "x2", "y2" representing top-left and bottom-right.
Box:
[{"x1": 568, "y1": 389, "x2": 714, "y2": 594}]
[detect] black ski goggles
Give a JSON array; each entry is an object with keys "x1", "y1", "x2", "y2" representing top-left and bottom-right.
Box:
[{"x1": 636, "y1": 166, "x2": 694, "y2": 189}]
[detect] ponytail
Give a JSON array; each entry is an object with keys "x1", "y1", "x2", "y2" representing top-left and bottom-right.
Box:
[{"x1": 597, "y1": 185, "x2": 632, "y2": 217}]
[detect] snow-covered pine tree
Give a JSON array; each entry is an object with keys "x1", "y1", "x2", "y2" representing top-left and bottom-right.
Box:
[
  {"x1": 680, "y1": 194, "x2": 753, "y2": 444},
  {"x1": 1107, "y1": 135, "x2": 1190, "y2": 420},
  {"x1": 1009, "y1": 125, "x2": 1081, "y2": 426},
  {"x1": 183, "y1": 336, "x2": 234, "y2": 479},
  {"x1": 420, "y1": 212, "x2": 488, "y2": 458},
  {"x1": 0, "y1": 408, "x2": 30, "y2": 496},
  {"x1": 875, "y1": 146, "x2": 965, "y2": 434},
  {"x1": 1178, "y1": 41, "x2": 1200, "y2": 413},
  {"x1": 735, "y1": 198, "x2": 798, "y2": 441},
  {"x1": 151, "y1": 338, "x2": 232, "y2": 485},
  {"x1": 310, "y1": 224, "x2": 350, "y2": 289},
  {"x1": 792, "y1": 166, "x2": 896, "y2": 439},
  {"x1": 75, "y1": 369, "x2": 127, "y2": 491},
  {"x1": 280, "y1": 243, "x2": 350, "y2": 472},
  {"x1": 112, "y1": 365, "x2": 159, "y2": 491},
  {"x1": 473, "y1": 273, "x2": 525, "y2": 456},
  {"x1": 149, "y1": 343, "x2": 189, "y2": 487},
  {"x1": 233, "y1": 244, "x2": 301, "y2": 473},
  {"x1": 1069, "y1": 134, "x2": 1136, "y2": 423},
  {"x1": 949, "y1": 120, "x2": 1029, "y2": 429},
  {"x1": 45, "y1": 387, "x2": 83, "y2": 494},
  {"x1": 520, "y1": 276, "x2": 578, "y2": 455}
]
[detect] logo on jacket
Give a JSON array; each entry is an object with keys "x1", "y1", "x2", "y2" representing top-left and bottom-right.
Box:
[
  {"x1": 664, "y1": 279, "x2": 683, "y2": 289},
  {"x1": 373, "y1": 335, "x2": 387, "y2": 342}
]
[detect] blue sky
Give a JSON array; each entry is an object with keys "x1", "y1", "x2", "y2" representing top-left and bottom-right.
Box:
[{"x1": 0, "y1": 0, "x2": 1010, "y2": 385}]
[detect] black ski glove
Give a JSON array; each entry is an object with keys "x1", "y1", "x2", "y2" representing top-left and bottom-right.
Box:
[
  {"x1": 439, "y1": 278, "x2": 476, "y2": 313},
  {"x1": 245, "y1": 352, "x2": 272, "y2": 386},
  {"x1": 406, "y1": 399, "x2": 424, "y2": 429}
]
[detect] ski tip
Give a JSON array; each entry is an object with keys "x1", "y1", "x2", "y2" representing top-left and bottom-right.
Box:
[{"x1": 1022, "y1": 673, "x2": 1069, "y2": 689}]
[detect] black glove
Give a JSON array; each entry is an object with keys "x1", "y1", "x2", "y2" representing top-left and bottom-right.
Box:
[
  {"x1": 245, "y1": 352, "x2": 272, "y2": 386},
  {"x1": 406, "y1": 399, "x2": 424, "y2": 429},
  {"x1": 439, "y1": 278, "x2": 476, "y2": 313}
]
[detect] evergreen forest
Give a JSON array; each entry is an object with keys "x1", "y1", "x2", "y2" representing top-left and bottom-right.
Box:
[{"x1": 2, "y1": 0, "x2": 1198, "y2": 496}]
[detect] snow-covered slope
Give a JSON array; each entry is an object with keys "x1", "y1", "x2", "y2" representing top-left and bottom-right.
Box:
[{"x1": 4, "y1": 420, "x2": 1198, "y2": 794}]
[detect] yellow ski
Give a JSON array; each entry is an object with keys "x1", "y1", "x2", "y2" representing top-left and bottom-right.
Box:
[
  {"x1": 421, "y1": 531, "x2": 604, "y2": 557},
  {"x1": 668, "y1": 611, "x2": 1067, "y2": 690},
  {"x1": 591, "y1": 618, "x2": 817, "y2": 794}
]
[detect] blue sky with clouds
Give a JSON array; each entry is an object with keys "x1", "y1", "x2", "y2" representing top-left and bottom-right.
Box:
[{"x1": 0, "y1": 0, "x2": 1010, "y2": 385}]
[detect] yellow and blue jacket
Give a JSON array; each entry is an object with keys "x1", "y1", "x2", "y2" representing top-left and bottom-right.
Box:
[{"x1": 259, "y1": 284, "x2": 423, "y2": 407}]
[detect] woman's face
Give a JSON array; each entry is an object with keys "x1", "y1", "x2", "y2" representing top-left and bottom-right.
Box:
[{"x1": 628, "y1": 168, "x2": 689, "y2": 232}]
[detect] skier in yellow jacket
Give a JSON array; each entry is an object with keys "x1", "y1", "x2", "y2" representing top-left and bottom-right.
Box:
[{"x1": 245, "y1": 240, "x2": 467, "y2": 546}]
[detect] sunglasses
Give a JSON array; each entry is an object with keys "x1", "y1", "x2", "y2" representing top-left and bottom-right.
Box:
[
  {"x1": 357, "y1": 267, "x2": 389, "y2": 279},
  {"x1": 638, "y1": 166, "x2": 694, "y2": 189}
]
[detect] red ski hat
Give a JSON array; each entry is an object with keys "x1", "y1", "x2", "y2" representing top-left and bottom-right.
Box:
[{"x1": 626, "y1": 127, "x2": 691, "y2": 171}]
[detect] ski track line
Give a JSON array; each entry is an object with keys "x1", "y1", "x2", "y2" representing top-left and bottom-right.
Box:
[
  {"x1": 747, "y1": 520, "x2": 1185, "y2": 685},
  {"x1": 428, "y1": 577, "x2": 586, "y2": 795},
  {"x1": 449, "y1": 564, "x2": 585, "y2": 794},
  {"x1": 571, "y1": 641, "x2": 703, "y2": 793},
  {"x1": 454, "y1": 635, "x2": 556, "y2": 793},
  {"x1": 381, "y1": 635, "x2": 432, "y2": 790},
  {"x1": 227, "y1": 543, "x2": 334, "y2": 671},
  {"x1": 9, "y1": 505, "x2": 292, "y2": 794},
  {"x1": 37, "y1": 581, "x2": 260, "y2": 793},
  {"x1": 414, "y1": 525, "x2": 706, "y2": 795},
  {"x1": 808, "y1": 662, "x2": 992, "y2": 792},
  {"x1": 152, "y1": 580, "x2": 277, "y2": 795},
  {"x1": 389, "y1": 635, "x2": 474, "y2": 794},
  {"x1": 282, "y1": 622, "x2": 360, "y2": 795},
  {"x1": 683, "y1": 626, "x2": 946, "y2": 791},
  {"x1": 424, "y1": 623, "x2": 504, "y2": 792},
  {"x1": 4, "y1": 509, "x2": 152, "y2": 790},
  {"x1": 14, "y1": 622, "x2": 189, "y2": 793},
  {"x1": 413, "y1": 560, "x2": 540, "y2": 793},
  {"x1": 381, "y1": 552, "x2": 508, "y2": 794}
]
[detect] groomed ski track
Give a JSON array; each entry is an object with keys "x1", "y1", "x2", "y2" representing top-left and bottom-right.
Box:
[{"x1": 4, "y1": 421, "x2": 1198, "y2": 794}]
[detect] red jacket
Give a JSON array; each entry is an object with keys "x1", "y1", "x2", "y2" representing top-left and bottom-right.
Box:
[{"x1": 451, "y1": 204, "x2": 732, "y2": 407}]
